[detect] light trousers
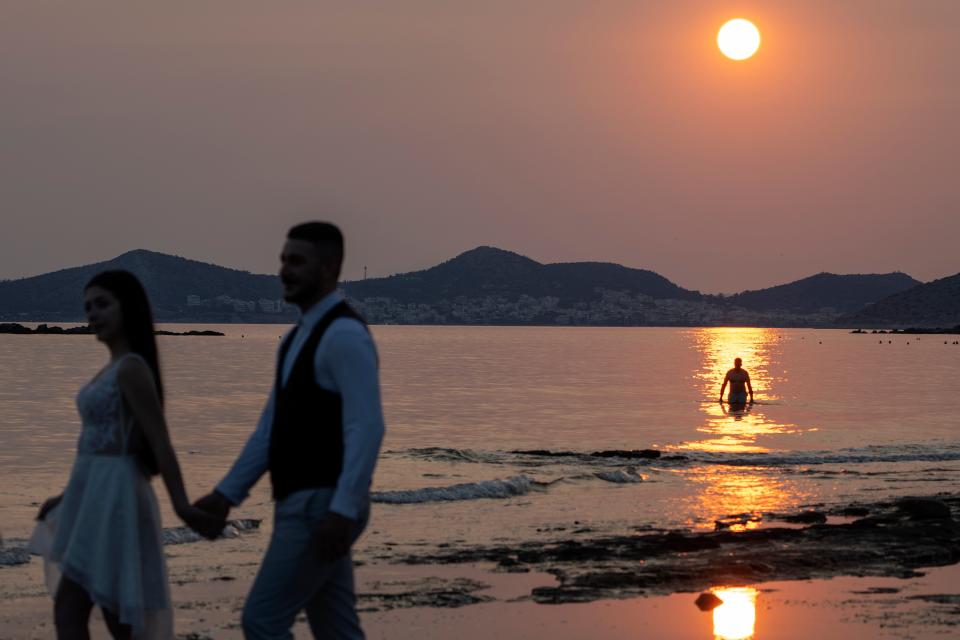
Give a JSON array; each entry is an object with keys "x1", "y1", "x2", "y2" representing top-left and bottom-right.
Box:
[{"x1": 242, "y1": 489, "x2": 368, "y2": 640}]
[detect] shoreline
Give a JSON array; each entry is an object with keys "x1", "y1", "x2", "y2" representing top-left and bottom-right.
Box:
[
  {"x1": 4, "y1": 320, "x2": 957, "y2": 331},
  {"x1": 0, "y1": 323, "x2": 224, "y2": 336},
  {"x1": 3, "y1": 492, "x2": 959, "y2": 637}
]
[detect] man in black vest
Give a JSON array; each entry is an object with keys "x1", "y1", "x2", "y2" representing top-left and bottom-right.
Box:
[{"x1": 196, "y1": 222, "x2": 385, "y2": 639}]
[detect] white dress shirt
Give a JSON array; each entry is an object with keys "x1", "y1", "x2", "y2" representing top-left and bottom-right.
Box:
[{"x1": 216, "y1": 291, "x2": 385, "y2": 520}]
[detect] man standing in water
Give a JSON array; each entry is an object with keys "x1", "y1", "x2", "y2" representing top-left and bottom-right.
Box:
[
  {"x1": 196, "y1": 221, "x2": 385, "y2": 639},
  {"x1": 719, "y1": 357, "x2": 754, "y2": 406}
]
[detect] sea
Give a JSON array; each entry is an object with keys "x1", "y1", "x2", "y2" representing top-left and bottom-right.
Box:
[{"x1": 2, "y1": 324, "x2": 958, "y2": 551}]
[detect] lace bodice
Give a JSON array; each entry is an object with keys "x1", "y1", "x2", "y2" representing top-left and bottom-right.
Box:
[{"x1": 75, "y1": 355, "x2": 140, "y2": 455}]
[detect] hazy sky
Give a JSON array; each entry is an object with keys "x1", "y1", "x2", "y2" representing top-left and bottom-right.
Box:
[{"x1": 2, "y1": 1, "x2": 957, "y2": 293}]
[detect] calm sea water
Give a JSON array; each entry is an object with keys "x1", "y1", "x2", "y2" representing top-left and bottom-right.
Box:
[{"x1": 2, "y1": 325, "x2": 958, "y2": 549}]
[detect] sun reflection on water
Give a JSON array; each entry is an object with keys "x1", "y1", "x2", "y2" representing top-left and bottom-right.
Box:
[
  {"x1": 679, "y1": 328, "x2": 815, "y2": 527},
  {"x1": 684, "y1": 327, "x2": 800, "y2": 454},
  {"x1": 712, "y1": 587, "x2": 758, "y2": 640}
]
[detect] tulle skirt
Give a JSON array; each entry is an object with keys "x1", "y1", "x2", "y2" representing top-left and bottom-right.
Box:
[{"x1": 31, "y1": 454, "x2": 173, "y2": 639}]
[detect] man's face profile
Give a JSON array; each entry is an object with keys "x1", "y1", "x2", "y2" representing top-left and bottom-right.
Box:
[{"x1": 279, "y1": 239, "x2": 326, "y2": 304}]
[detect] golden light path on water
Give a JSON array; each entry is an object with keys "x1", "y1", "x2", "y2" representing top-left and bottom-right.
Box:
[
  {"x1": 712, "y1": 587, "x2": 759, "y2": 640},
  {"x1": 668, "y1": 332, "x2": 797, "y2": 637},
  {"x1": 687, "y1": 327, "x2": 800, "y2": 454},
  {"x1": 679, "y1": 328, "x2": 816, "y2": 528}
]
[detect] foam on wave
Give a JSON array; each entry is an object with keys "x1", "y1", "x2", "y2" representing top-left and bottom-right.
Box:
[
  {"x1": 372, "y1": 475, "x2": 545, "y2": 504},
  {"x1": 405, "y1": 447, "x2": 501, "y2": 464},
  {"x1": 594, "y1": 468, "x2": 645, "y2": 483},
  {"x1": 0, "y1": 544, "x2": 31, "y2": 566}
]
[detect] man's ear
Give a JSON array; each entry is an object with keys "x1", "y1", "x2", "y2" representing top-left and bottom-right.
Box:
[{"x1": 318, "y1": 261, "x2": 339, "y2": 284}]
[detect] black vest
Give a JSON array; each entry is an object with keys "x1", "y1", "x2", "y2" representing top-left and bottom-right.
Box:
[{"x1": 268, "y1": 301, "x2": 368, "y2": 501}]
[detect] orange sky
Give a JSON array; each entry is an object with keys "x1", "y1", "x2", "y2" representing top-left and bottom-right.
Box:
[{"x1": 1, "y1": 1, "x2": 957, "y2": 292}]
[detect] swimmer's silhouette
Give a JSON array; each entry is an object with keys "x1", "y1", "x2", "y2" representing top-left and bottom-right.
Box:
[{"x1": 719, "y1": 357, "x2": 754, "y2": 409}]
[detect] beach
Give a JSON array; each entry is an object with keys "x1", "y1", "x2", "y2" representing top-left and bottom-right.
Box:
[
  {"x1": 2, "y1": 325, "x2": 959, "y2": 637},
  {"x1": 4, "y1": 528, "x2": 960, "y2": 638}
]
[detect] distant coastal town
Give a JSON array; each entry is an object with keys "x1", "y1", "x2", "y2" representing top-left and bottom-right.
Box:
[
  {"x1": 348, "y1": 289, "x2": 846, "y2": 327},
  {"x1": 185, "y1": 293, "x2": 293, "y2": 315}
]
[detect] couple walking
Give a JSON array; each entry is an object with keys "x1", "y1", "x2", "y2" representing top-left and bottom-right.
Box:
[{"x1": 32, "y1": 222, "x2": 384, "y2": 639}]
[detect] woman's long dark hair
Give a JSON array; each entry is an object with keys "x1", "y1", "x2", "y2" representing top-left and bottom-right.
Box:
[
  {"x1": 85, "y1": 270, "x2": 163, "y2": 474},
  {"x1": 84, "y1": 270, "x2": 164, "y2": 404}
]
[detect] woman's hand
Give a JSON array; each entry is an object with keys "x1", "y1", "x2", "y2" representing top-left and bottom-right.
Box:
[
  {"x1": 36, "y1": 494, "x2": 63, "y2": 521},
  {"x1": 178, "y1": 505, "x2": 226, "y2": 540}
]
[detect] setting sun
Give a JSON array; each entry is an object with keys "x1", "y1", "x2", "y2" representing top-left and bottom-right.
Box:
[{"x1": 718, "y1": 18, "x2": 761, "y2": 60}]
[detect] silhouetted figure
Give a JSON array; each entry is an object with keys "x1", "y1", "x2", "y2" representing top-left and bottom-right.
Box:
[
  {"x1": 31, "y1": 270, "x2": 221, "y2": 640},
  {"x1": 719, "y1": 357, "x2": 754, "y2": 407},
  {"x1": 194, "y1": 222, "x2": 385, "y2": 639}
]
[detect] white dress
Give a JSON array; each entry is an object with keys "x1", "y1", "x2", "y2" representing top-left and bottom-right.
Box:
[{"x1": 31, "y1": 353, "x2": 173, "y2": 638}]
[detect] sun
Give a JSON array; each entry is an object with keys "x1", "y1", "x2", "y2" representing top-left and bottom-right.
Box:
[{"x1": 717, "y1": 19, "x2": 761, "y2": 61}]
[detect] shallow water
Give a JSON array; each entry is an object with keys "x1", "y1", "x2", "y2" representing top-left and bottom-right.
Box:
[{"x1": 1, "y1": 325, "x2": 959, "y2": 547}]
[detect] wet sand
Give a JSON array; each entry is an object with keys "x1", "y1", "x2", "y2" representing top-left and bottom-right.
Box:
[
  {"x1": 3, "y1": 555, "x2": 958, "y2": 639},
  {"x1": 3, "y1": 493, "x2": 959, "y2": 639}
]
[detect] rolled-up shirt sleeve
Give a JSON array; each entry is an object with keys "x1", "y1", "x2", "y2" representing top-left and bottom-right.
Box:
[
  {"x1": 323, "y1": 322, "x2": 385, "y2": 520},
  {"x1": 215, "y1": 388, "x2": 275, "y2": 506}
]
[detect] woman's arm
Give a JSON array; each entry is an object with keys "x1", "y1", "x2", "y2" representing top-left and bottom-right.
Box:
[{"x1": 117, "y1": 356, "x2": 223, "y2": 538}]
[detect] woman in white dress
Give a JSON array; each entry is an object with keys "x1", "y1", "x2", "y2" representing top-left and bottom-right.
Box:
[{"x1": 35, "y1": 270, "x2": 223, "y2": 639}]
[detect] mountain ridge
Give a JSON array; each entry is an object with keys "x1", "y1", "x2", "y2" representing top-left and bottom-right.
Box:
[
  {"x1": 845, "y1": 272, "x2": 960, "y2": 327},
  {"x1": 0, "y1": 247, "x2": 949, "y2": 326},
  {"x1": 0, "y1": 249, "x2": 284, "y2": 321},
  {"x1": 344, "y1": 246, "x2": 701, "y2": 304},
  {"x1": 726, "y1": 271, "x2": 921, "y2": 314}
]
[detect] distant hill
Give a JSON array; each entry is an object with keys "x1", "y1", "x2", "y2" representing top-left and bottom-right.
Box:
[
  {"x1": 0, "y1": 246, "x2": 947, "y2": 326},
  {"x1": 0, "y1": 250, "x2": 288, "y2": 322},
  {"x1": 846, "y1": 273, "x2": 960, "y2": 328},
  {"x1": 343, "y1": 246, "x2": 701, "y2": 304},
  {"x1": 726, "y1": 272, "x2": 921, "y2": 314}
]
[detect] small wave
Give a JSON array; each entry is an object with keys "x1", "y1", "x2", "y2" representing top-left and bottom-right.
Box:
[
  {"x1": 372, "y1": 475, "x2": 546, "y2": 504},
  {"x1": 404, "y1": 447, "x2": 501, "y2": 464},
  {"x1": 594, "y1": 468, "x2": 645, "y2": 484},
  {"x1": 672, "y1": 443, "x2": 960, "y2": 468},
  {"x1": 1, "y1": 520, "x2": 263, "y2": 568},
  {"x1": 396, "y1": 443, "x2": 960, "y2": 473},
  {"x1": 512, "y1": 448, "x2": 663, "y2": 461},
  {"x1": 162, "y1": 518, "x2": 262, "y2": 546},
  {"x1": 0, "y1": 544, "x2": 31, "y2": 567}
]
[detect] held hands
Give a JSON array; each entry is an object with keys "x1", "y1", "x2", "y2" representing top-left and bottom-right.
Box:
[
  {"x1": 194, "y1": 491, "x2": 232, "y2": 522},
  {"x1": 313, "y1": 512, "x2": 357, "y2": 563},
  {"x1": 179, "y1": 505, "x2": 227, "y2": 540},
  {"x1": 182, "y1": 491, "x2": 232, "y2": 540}
]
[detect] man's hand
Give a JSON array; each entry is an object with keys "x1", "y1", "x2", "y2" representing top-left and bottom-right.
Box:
[
  {"x1": 179, "y1": 505, "x2": 227, "y2": 540},
  {"x1": 194, "y1": 491, "x2": 232, "y2": 521},
  {"x1": 313, "y1": 512, "x2": 357, "y2": 563}
]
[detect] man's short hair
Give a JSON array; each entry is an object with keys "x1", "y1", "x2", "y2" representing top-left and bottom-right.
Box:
[
  {"x1": 287, "y1": 222, "x2": 344, "y2": 276},
  {"x1": 734, "y1": 357, "x2": 742, "y2": 366}
]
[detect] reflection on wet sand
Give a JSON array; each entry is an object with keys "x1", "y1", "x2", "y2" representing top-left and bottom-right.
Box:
[{"x1": 712, "y1": 587, "x2": 759, "y2": 640}]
